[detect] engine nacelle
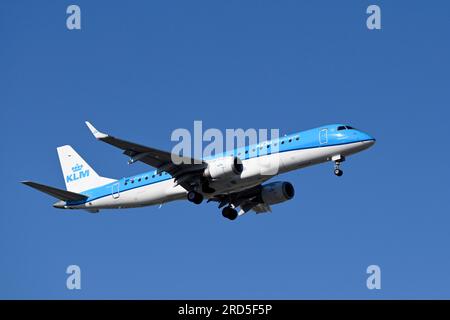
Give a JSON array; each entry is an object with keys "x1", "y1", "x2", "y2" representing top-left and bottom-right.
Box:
[
  {"x1": 203, "y1": 156, "x2": 243, "y2": 180},
  {"x1": 260, "y1": 182, "x2": 295, "y2": 205}
]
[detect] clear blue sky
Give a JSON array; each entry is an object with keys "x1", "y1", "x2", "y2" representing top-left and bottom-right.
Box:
[{"x1": 1, "y1": 0, "x2": 449, "y2": 299}]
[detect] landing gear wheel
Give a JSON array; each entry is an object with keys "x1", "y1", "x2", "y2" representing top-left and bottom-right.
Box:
[
  {"x1": 187, "y1": 191, "x2": 203, "y2": 204},
  {"x1": 333, "y1": 159, "x2": 343, "y2": 177},
  {"x1": 222, "y1": 207, "x2": 238, "y2": 220}
]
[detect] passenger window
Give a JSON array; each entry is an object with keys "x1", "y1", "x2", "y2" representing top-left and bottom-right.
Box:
[
  {"x1": 288, "y1": 139, "x2": 292, "y2": 143},
  {"x1": 296, "y1": 137, "x2": 299, "y2": 141},
  {"x1": 281, "y1": 141, "x2": 285, "y2": 144}
]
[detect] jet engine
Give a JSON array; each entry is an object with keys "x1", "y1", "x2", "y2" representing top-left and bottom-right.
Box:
[
  {"x1": 260, "y1": 181, "x2": 295, "y2": 205},
  {"x1": 203, "y1": 156, "x2": 243, "y2": 180}
]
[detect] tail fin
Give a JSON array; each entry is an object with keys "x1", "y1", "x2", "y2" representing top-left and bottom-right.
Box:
[{"x1": 57, "y1": 145, "x2": 116, "y2": 193}]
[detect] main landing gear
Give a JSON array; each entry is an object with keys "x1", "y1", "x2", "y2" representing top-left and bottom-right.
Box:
[
  {"x1": 187, "y1": 191, "x2": 203, "y2": 204},
  {"x1": 332, "y1": 155, "x2": 345, "y2": 177},
  {"x1": 222, "y1": 206, "x2": 238, "y2": 221},
  {"x1": 188, "y1": 191, "x2": 238, "y2": 221}
]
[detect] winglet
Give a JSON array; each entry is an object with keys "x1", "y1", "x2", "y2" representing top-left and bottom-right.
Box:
[{"x1": 85, "y1": 121, "x2": 108, "y2": 139}]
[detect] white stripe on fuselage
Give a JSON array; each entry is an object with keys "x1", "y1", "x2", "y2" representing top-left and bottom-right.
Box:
[{"x1": 68, "y1": 140, "x2": 372, "y2": 210}]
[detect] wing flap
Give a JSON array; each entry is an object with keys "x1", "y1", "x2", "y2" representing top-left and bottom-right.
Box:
[
  {"x1": 211, "y1": 184, "x2": 273, "y2": 215},
  {"x1": 251, "y1": 203, "x2": 272, "y2": 213}
]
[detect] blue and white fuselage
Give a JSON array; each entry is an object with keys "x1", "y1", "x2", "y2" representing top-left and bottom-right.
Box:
[{"x1": 23, "y1": 123, "x2": 375, "y2": 220}]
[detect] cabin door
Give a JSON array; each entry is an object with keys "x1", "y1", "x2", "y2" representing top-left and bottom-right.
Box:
[
  {"x1": 112, "y1": 183, "x2": 120, "y2": 199},
  {"x1": 319, "y1": 128, "x2": 328, "y2": 145}
]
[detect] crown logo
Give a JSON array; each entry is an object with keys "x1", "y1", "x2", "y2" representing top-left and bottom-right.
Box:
[{"x1": 72, "y1": 163, "x2": 83, "y2": 172}]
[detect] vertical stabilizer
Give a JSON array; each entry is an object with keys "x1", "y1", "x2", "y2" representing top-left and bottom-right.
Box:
[{"x1": 57, "y1": 145, "x2": 116, "y2": 193}]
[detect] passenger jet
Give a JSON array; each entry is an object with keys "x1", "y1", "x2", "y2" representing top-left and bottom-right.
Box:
[{"x1": 22, "y1": 123, "x2": 375, "y2": 220}]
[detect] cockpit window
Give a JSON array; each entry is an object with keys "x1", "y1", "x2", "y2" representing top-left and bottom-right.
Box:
[{"x1": 338, "y1": 125, "x2": 356, "y2": 131}]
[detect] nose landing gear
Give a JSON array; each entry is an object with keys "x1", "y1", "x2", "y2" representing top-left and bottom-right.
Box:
[
  {"x1": 332, "y1": 155, "x2": 345, "y2": 177},
  {"x1": 334, "y1": 166, "x2": 343, "y2": 176}
]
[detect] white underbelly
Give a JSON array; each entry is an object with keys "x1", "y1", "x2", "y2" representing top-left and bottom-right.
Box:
[{"x1": 83, "y1": 179, "x2": 187, "y2": 209}]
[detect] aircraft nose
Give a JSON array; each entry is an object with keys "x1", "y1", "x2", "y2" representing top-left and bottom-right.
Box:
[
  {"x1": 366, "y1": 138, "x2": 376, "y2": 147},
  {"x1": 361, "y1": 132, "x2": 376, "y2": 147}
]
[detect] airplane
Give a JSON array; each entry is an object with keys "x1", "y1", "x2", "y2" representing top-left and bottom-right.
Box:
[{"x1": 22, "y1": 123, "x2": 375, "y2": 220}]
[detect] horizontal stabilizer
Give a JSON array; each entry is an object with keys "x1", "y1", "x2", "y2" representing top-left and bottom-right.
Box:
[{"x1": 22, "y1": 181, "x2": 88, "y2": 202}]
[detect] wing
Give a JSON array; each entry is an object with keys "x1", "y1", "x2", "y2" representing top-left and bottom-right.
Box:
[
  {"x1": 85, "y1": 122, "x2": 207, "y2": 191},
  {"x1": 208, "y1": 184, "x2": 272, "y2": 215}
]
